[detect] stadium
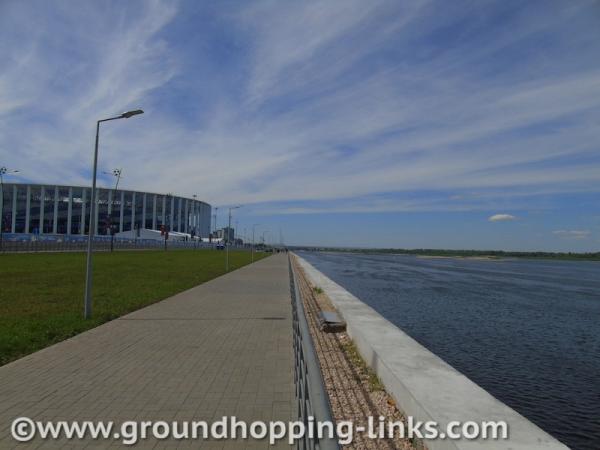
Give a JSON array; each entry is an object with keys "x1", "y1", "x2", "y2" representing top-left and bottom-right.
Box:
[{"x1": 0, "y1": 182, "x2": 211, "y2": 242}]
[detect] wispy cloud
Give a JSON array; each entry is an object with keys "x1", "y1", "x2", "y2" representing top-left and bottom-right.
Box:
[
  {"x1": 488, "y1": 214, "x2": 517, "y2": 222},
  {"x1": 1, "y1": 0, "x2": 599, "y2": 220},
  {"x1": 553, "y1": 230, "x2": 591, "y2": 240}
]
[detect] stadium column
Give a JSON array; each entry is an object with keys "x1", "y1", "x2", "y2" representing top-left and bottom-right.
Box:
[
  {"x1": 67, "y1": 187, "x2": 72, "y2": 235},
  {"x1": 177, "y1": 197, "x2": 182, "y2": 232},
  {"x1": 191, "y1": 201, "x2": 195, "y2": 231},
  {"x1": 191, "y1": 200, "x2": 195, "y2": 231},
  {"x1": 170, "y1": 196, "x2": 175, "y2": 231},
  {"x1": 162, "y1": 196, "x2": 166, "y2": 227},
  {"x1": 39, "y1": 186, "x2": 45, "y2": 234},
  {"x1": 80, "y1": 189, "x2": 86, "y2": 235},
  {"x1": 152, "y1": 194, "x2": 157, "y2": 230},
  {"x1": 119, "y1": 191, "x2": 124, "y2": 233},
  {"x1": 53, "y1": 186, "x2": 58, "y2": 234},
  {"x1": 25, "y1": 185, "x2": 31, "y2": 233},
  {"x1": 131, "y1": 192, "x2": 136, "y2": 233},
  {"x1": 142, "y1": 193, "x2": 146, "y2": 230},
  {"x1": 185, "y1": 198, "x2": 191, "y2": 233},
  {"x1": 11, "y1": 185, "x2": 16, "y2": 233},
  {"x1": 199, "y1": 202, "x2": 202, "y2": 232}
]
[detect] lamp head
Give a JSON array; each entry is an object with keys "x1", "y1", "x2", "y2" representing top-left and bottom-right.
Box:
[{"x1": 120, "y1": 109, "x2": 144, "y2": 119}]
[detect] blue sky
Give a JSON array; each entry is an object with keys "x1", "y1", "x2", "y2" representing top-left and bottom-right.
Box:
[{"x1": 1, "y1": 0, "x2": 599, "y2": 251}]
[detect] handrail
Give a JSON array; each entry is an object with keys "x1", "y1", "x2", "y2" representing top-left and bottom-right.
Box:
[{"x1": 288, "y1": 255, "x2": 340, "y2": 450}]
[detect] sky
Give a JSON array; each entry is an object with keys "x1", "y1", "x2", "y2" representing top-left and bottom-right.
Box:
[{"x1": 1, "y1": 0, "x2": 599, "y2": 251}]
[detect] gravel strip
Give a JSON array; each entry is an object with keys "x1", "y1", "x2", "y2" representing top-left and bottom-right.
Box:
[{"x1": 292, "y1": 256, "x2": 422, "y2": 450}]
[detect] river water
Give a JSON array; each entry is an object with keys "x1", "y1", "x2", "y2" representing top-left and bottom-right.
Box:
[{"x1": 296, "y1": 251, "x2": 600, "y2": 450}]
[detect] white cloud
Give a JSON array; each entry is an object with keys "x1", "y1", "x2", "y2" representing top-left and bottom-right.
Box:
[
  {"x1": 488, "y1": 214, "x2": 516, "y2": 222},
  {"x1": 552, "y1": 230, "x2": 591, "y2": 240}
]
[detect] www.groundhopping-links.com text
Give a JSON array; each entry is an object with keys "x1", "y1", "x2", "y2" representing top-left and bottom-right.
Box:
[{"x1": 11, "y1": 416, "x2": 509, "y2": 445}]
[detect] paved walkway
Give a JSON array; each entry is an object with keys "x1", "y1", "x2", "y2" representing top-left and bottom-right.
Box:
[{"x1": 0, "y1": 254, "x2": 294, "y2": 449}]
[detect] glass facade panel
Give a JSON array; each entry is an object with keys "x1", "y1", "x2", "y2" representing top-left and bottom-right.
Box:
[
  {"x1": 192, "y1": 202, "x2": 197, "y2": 234},
  {"x1": 1, "y1": 183, "x2": 14, "y2": 232},
  {"x1": 97, "y1": 189, "x2": 109, "y2": 235},
  {"x1": 122, "y1": 191, "x2": 133, "y2": 231},
  {"x1": 134, "y1": 193, "x2": 143, "y2": 230},
  {"x1": 82, "y1": 188, "x2": 91, "y2": 234},
  {"x1": 166, "y1": 196, "x2": 173, "y2": 231},
  {"x1": 57, "y1": 188, "x2": 69, "y2": 234},
  {"x1": 71, "y1": 188, "x2": 83, "y2": 234},
  {"x1": 29, "y1": 186, "x2": 41, "y2": 234},
  {"x1": 110, "y1": 191, "x2": 121, "y2": 233},
  {"x1": 174, "y1": 198, "x2": 181, "y2": 232},
  {"x1": 145, "y1": 195, "x2": 154, "y2": 229},
  {"x1": 43, "y1": 187, "x2": 55, "y2": 233},
  {"x1": 183, "y1": 199, "x2": 188, "y2": 233},
  {"x1": 14, "y1": 185, "x2": 27, "y2": 233},
  {"x1": 156, "y1": 195, "x2": 164, "y2": 228}
]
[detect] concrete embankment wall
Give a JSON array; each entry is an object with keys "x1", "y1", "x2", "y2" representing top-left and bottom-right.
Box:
[{"x1": 295, "y1": 254, "x2": 569, "y2": 450}]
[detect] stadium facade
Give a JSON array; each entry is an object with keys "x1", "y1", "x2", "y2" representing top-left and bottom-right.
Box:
[{"x1": 0, "y1": 183, "x2": 211, "y2": 238}]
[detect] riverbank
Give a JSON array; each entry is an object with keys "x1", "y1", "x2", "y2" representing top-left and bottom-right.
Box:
[
  {"x1": 292, "y1": 255, "x2": 418, "y2": 450},
  {"x1": 294, "y1": 253, "x2": 569, "y2": 450}
]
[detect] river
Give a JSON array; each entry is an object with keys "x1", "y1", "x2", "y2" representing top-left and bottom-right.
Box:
[{"x1": 296, "y1": 251, "x2": 600, "y2": 450}]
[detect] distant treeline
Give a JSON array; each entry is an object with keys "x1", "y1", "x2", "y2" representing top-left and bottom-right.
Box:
[{"x1": 291, "y1": 247, "x2": 600, "y2": 261}]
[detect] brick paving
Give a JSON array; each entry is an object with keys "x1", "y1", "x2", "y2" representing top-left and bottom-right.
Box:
[{"x1": 0, "y1": 254, "x2": 294, "y2": 449}]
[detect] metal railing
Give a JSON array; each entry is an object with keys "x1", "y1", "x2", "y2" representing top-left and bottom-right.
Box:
[
  {"x1": 0, "y1": 233, "x2": 252, "y2": 253},
  {"x1": 289, "y1": 255, "x2": 340, "y2": 450}
]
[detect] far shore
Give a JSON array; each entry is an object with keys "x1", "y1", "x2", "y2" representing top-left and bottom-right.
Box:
[
  {"x1": 415, "y1": 254, "x2": 503, "y2": 260},
  {"x1": 294, "y1": 248, "x2": 600, "y2": 261}
]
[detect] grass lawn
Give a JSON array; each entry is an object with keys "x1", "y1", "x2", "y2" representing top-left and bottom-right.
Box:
[{"x1": 0, "y1": 249, "x2": 268, "y2": 366}]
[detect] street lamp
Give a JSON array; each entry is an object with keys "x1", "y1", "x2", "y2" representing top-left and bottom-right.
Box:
[
  {"x1": 84, "y1": 109, "x2": 143, "y2": 319},
  {"x1": 251, "y1": 223, "x2": 261, "y2": 262},
  {"x1": 226, "y1": 205, "x2": 242, "y2": 271},
  {"x1": 0, "y1": 166, "x2": 20, "y2": 252}
]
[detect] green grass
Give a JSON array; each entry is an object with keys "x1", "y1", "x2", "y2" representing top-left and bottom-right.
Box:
[
  {"x1": 340, "y1": 339, "x2": 384, "y2": 392},
  {"x1": 0, "y1": 250, "x2": 268, "y2": 366}
]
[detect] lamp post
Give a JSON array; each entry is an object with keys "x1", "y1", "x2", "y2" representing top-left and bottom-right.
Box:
[
  {"x1": 0, "y1": 166, "x2": 20, "y2": 252},
  {"x1": 102, "y1": 168, "x2": 122, "y2": 251},
  {"x1": 213, "y1": 207, "x2": 218, "y2": 235},
  {"x1": 84, "y1": 109, "x2": 143, "y2": 319},
  {"x1": 251, "y1": 223, "x2": 260, "y2": 262},
  {"x1": 226, "y1": 205, "x2": 241, "y2": 272}
]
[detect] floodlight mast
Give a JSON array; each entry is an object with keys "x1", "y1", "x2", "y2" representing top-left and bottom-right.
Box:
[
  {"x1": 0, "y1": 167, "x2": 20, "y2": 252},
  {"x1": 84, "y1": 110, "x2": 143, "y2": 319},
  {"x1": 251, "y1": 223, "x2": 261, "y2": 262},
  {"x1": 225, "y1": 205, "x2": 242, "y2": 272}
]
